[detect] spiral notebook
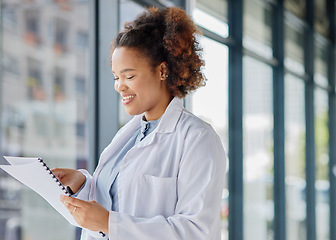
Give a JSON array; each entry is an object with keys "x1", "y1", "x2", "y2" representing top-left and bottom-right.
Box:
[{"x1": 0, "y1": 156, "x2": 79, "y2": 227}]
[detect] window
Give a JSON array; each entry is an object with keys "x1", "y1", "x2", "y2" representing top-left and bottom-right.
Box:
[
  {"x1": 75, "y1": 76, "x2": 86, "y2": 94},
  {"x1": 314, "y1": 0, "x2": 329, "y2": 38},
  {"x1": 193, "y1": 0, "x2": 228, "y2": 38},
  {"x1": 196, "y1": 0, "x2": 227, "y2": 23},
  {"x1": 191, "y1": 37, "x2": 229, "y2": 240},
  {"x1": 119, "y1": 0, "x2": 145, "y2": 29},
  {"x1": 76, "y1": 123, "x2": 85, "y2": 137},
  {"x1": 3, "y1": 8, "x2": 17, "y2": 31},
  {"x1": 285, "y1": 0, "x2": 306, "y2": 20},
  {"x1": 314, "y1": 88, "x2": 329, "y2": 240},
  {"x1": 25, "y1": 10, "x2": 39, "y2": 34},
  {"x1": 285, "y1": 22, "x2": 305, "y2": 75},
  {"x1": 243, "y1": 56, "x2": 274, "y2": 240},
  {"x1": 24, "y1": 9, "x2": 40, "y2": 46},
  {"x1": 0, "y1": 1, "x2": 91, "y2": 239},
  {"x1": 76, "y1": 30, "x2": 88, "y2": 49},
  {"x1": 54, "y1": 18, "x2": 69, "y2": 53},
  {"x1": 27, "y1": 58, "x2": 44, "y2": 101},
  {"x1": 2, "y1": 52, "x2": 20, "y2": 76},
  {"x1": 53, "y1": 17, "x2": 69, "y2": 54},
  {"x1": 53, "y1": 67, "x2": 66, "y2": 101},
  {"x1": 244, "y1": 0, "x2": 273, "y2": 59},
  {"x1": 285, "y1": 74, "x2": 306, "y2": 240},
  {"x1": 314, "y1": 41, "x2": 328, "y2": 88}
]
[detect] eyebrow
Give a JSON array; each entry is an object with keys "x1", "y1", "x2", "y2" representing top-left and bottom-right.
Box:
[{"x1": 112, "y1": 68, "x2": 136, "y2": 74}]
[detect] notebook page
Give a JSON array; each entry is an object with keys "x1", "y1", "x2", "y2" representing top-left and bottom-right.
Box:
[
  {"x1": 3, "y1": 156, "x2": 37, "y2": 165},
  {"x1": 0, "y1": 158, "x2": 79, "y2": 227}
]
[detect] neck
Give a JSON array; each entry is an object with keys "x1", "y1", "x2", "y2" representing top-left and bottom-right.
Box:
[{"x1": 145, "y1": 95, "x2": 173, "y2": 121}]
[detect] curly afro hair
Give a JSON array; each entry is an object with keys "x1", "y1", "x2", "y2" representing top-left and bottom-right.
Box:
[{"x1": 111, "y1": 7, "x2": 206, "y2": 98}]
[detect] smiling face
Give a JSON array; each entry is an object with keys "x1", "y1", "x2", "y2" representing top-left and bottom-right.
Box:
[{"x1": 112, "y1": 47, "x2": 172, "y2": 121}]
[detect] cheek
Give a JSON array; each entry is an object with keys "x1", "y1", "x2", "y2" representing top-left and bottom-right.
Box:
[{"x1": 132, "y1": 81, "x2": 145, "y2": 94}]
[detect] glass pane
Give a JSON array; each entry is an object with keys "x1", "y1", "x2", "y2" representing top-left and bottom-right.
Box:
[
  {"x1": 243, "y1": 0, "x2": 272, "y2": 59},
  {"x1": 285, "y1": 0, "x2": 306, "y2": 20},
  {"x1": 118, "y1": 0, "x2": 145, "y2": 127},
  {"x1": 158, "y1": 0, "x2": 175, "y2": 7},
  {"x1": 193, "y1": 0, "x2": 228, "y2": 38},
  {"x1": 191, "y1": 37, "x2": 229, "y2": 240},
  {"x1": 243, "y1": 56, "x2": 274, "y2": 240},
  {"x1": 119, "y1": 0, "x2": 145, "y2": 29},
  {"x1": 285, "y1": 22, "x2": 305, "y2": 75},
  {"x1": 314, "y1": 0, "x2": 329, "y2": 38},
  {"x1": 285, "y1": 74, "x2": 306, "y2": 240},
  {"x1": 196, "y1": 0, "x2": 227, "y2": 22},
  {"x1": 314, "y1": 42, "x2": 328, "y2": 88},
  {"x1": 314, "y1": 88, "x2": 329, "y2": 240},
  {"x1": 1, "y1": 1, "x2": 91, "y2": 239}
]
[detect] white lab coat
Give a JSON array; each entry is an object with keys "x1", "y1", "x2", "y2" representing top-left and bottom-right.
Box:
[{"x1": 77, "y1": 97, "x2": 226, "y2": 240}]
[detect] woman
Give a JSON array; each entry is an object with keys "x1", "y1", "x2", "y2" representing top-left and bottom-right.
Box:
[{"x1": 54, "y1": 6, "x2": 226, "y2": 240}]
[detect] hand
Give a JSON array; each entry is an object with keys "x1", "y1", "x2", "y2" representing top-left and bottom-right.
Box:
[
  {"x1": 52, "y1": 168, "x2": 86, "y2": 194},
  {"x1": 61, "y1": 195, "x2": 109, "y2": 234}
]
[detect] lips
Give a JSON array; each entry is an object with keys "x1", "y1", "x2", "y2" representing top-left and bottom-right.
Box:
[{"x1": 122, "y1": 94, "x2": 136, "y2": 105}]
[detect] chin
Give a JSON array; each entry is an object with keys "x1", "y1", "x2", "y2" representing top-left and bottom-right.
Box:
[{"x1": 125, "y1": 107, "x2": 142, "y2": 116}]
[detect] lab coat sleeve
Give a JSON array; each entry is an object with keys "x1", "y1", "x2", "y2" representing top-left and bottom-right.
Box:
[
  {"x1": 76, "y1": 169, "x2": 93, "y2": 201},
  {"x1": 107, "y1": 126, "x2": 227, "y2": 240}
]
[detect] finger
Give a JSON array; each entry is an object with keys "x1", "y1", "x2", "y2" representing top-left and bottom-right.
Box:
[
  {"x1": 54, "y1": 172, "x2": 72, "y2": 185},
  {"x1": 71, "y1": 206, "x2": 78, "y2": 215},
  {"x1": 51, "y1": 167, "x2": 61, "y2": 172},
  {"x1": 51, "y1": 168, "x2": 65, "y2": 179},
  {"x1": 51, "y1": 168, "x2": 61, "y2": 175},
  {"x1": 60, "y1": 195, "x2": 89, "y2": 208},
  {"x1": 61, "y1": 199, "x2": 74, "y2": 214},
  {"x1": 62, "y1": 201, "x2": 78, "y2": 215},
  {"x1": 60, "y1": 196, "x2": 81, "y2": 216}
]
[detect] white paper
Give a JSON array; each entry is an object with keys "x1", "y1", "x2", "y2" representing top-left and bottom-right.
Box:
[{"x1": 0, "y1": 156, "x2": 79, "y2": 227}]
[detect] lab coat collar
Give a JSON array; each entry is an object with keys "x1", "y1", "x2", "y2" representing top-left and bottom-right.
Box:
[
  {"x1": 134, "y1": 97, "x2": 183, "y2": 148},
  {"x1": 100, "y1": 97, "x2": 183, "y2": 160},
  {"x1": 153, "y1": 96, "x2": 183, "y2": 134}
]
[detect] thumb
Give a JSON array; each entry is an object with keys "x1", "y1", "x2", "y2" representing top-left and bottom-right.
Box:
[{"x1": 61, "y1": 195, "x2": 88, "y2": 207}]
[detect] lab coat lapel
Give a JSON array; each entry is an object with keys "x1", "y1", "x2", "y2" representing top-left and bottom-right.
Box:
[
  {"x1": 98, "y1": 115, "x2": 142, "y2": 167},
  {"x1": 133, "y1": 97, "x2": 184, "y2": 149},
  {"x1": 156, "y1": 97, "x2": 184, "y2": 134},
  {"x1": 90, "y1": 116, "x2": 142, "y2": 200}
]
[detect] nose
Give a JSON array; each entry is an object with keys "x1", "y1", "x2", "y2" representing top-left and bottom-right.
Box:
[{"x1": 115, "y1": 80, "x2": 127, "y2": 92}]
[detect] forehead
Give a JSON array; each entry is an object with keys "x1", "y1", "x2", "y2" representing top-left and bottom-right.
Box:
[{"x1": 112, "y1": 47, "x2": 150, "y2": 71}]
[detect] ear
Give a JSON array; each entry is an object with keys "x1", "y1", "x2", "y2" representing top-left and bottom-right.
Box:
[{"x1": 159, "y1": 62, "x2": 169, "y2": 80}]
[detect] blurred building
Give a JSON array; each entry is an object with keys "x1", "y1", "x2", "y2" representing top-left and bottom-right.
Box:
[{"x1": 1, "y1": 0, "x2": 90, "y2": 239}]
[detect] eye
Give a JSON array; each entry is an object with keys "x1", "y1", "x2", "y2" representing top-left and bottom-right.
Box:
[
  {"x1": 127, "y1": 75, "x2": 135, "y2": 80},
  {"x1": 113, "y1": 76, "x2": 119, "y2": 81}
]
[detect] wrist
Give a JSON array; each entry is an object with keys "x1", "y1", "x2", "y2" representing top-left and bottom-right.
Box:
[
  {"x1": 101, "y1": 210, "x2": 109, "y2": 234},
  {"x1": 72, "y1": 171, "x2": 86, "y2": 193}
]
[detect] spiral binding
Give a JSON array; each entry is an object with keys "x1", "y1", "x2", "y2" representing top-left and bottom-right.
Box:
[
  {"x1": 38, "y1": 158, "x2": 70, "y2": 196},
  {"x1": 37, "y1": 158, "x2": 106, "y2": 236}
]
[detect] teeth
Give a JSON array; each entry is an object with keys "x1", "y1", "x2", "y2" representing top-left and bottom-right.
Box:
[{"x1": 123, "y1": 95, "x2": 134, "y2": 100}]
